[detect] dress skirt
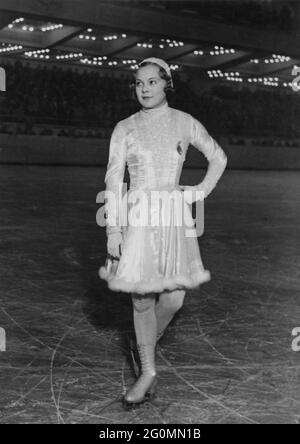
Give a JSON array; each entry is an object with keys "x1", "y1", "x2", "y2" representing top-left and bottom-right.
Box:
[{"x1": 99, "y1": 188, "x2": 211, "y2": 294}]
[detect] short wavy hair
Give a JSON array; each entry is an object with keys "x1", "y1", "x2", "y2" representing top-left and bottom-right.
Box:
[{"x1": 129, "y1": 61, "x2": 176, "y2": 102}]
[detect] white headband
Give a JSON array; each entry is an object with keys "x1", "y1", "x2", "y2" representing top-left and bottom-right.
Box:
[{"x1": 138, "y1": 57, "x2": 173, "y2": 87}]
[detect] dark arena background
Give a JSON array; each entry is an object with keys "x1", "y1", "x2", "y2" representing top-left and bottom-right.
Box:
[{"x1": 0, "y1": 0, "x2": 299, "y2": 425}]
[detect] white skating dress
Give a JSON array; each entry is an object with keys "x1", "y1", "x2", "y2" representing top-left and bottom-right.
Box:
[{"x1": 99, "y1": 102, "x2": 227, "y2": 294}]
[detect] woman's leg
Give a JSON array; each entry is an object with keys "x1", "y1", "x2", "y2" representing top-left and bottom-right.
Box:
[
  {"x1": 123, "y1": 292, "x2": 157, "y2": 404},
  {"x1": 132, "y1": 292, "x2": 157, "y2": 345},
  {"x1": 155, "y1": 289, "x2": 186, "y2": 341}
]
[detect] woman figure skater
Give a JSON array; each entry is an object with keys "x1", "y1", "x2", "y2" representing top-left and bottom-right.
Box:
[{"x1": 99, "y1": 57, "x2": 227, "y2": 408}]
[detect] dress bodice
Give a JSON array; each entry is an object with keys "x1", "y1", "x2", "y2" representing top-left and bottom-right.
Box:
[{"x1": 126, "y1": 102, "x2": 187, "y2": 191}]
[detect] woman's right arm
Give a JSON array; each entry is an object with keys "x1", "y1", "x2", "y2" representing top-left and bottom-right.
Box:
[{"x1": 104, "y1": 122, "x2": 127, "y2": 256}]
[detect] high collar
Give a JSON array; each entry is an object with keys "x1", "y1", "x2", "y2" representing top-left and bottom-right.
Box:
[{"x1": 140, "y1": 101, "x2": 169, "y2": 117}]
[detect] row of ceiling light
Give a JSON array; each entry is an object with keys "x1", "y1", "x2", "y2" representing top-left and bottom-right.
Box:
[
  {"x1": 3, "y1": 43, "x2": 297, "y2": 75},
  {"x1": 209, "y1": 46, "x2": 236, "y2": 55},
  {"x1": 6, "y1": 19, "x2": 293, "y2": 68},
  {"x1": 22, "y1": 49, "x2": 134, "y2": 66},
  {"x1": 208, "y1": 70, "x2": 243, "y2": 82},
  {"x1": 251, "y1": 54, "x2": 292, "y2": 64},
  {"x1": 41, "y1": 24, "x2": 64, "y2": 32},
  {"x1": 7, "y1": 17, "x2": 64, "y2": 33},
  {"x1": 193, "y1": 46, "x2": 236, "y2": 57},
  {"x1": 248, "y1": 77, "x2": 279, "y2": 86},
  {"x1": 7, "y1": 17, "x2": 24, "y2": 29},
  {"x1": 283, "y1": 82, "x2": 294, "y2": 88},
  {"x1": 208, "y1": 69, "x2": 296, "y2": 89},
  {"x1": 136, "y1": 39, "x2": 184, "y2": 49},
  {"x1": 2, "y1": 20, "x2": 298, "y2": 91},
  {"x1": 78, "y1": 29, "x2": 127, "y2": 41},
  {"x1": 264, "y1": 54, "x2": 291, "y2": 64},
  {"x1": 0, "y1": 44, "x2": 23, "y2": 53},
  {"x1": 4, "y1": 18, "x2": 296, "y2": 69},
  {"x1": 24, "y1": 48, "x2": 50, "y2": 59},
  {"x1": 2, "y1": 45, "x2": 296, "y2": 91}
]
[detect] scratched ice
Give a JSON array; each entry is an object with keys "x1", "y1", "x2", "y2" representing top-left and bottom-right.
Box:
[{"x1": 0, "y1": 166, "x2": 299, "y2": 423}]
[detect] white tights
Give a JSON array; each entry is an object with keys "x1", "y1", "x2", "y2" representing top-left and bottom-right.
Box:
[{"x1": 131, "y1": 290, "x2": 186, "y2": 345}]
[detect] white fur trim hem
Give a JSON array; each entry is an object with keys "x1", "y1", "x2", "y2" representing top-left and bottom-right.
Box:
[{"x1": 98, "y1": 267, "x2": 211, "y2": 294}]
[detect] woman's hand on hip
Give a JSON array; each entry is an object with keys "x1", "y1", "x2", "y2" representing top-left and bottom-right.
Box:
[{"x1": 179, "y1": 185, "x2": 205, "y2": 203}]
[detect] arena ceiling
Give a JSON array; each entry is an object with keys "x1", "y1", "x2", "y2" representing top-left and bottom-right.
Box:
[{"x1": 0, "y1": 0, "x2": 299, "y2": 91}]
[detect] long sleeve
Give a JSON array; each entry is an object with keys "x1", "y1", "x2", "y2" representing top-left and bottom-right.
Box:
[
  {"x1": 104, "y1": 122, "x2": 127, "y2": 236},
  {"x1": 190, "y1": 116, "x2": 227, "y2": 198}
]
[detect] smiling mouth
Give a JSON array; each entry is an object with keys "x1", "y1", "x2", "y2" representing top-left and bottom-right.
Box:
[{"x1": 143, "y1": 96, "x2": 152, "y2": 99}]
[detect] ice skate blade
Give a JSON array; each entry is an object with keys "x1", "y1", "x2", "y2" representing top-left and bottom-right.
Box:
[{"x1": 122, "y1": 391, "x2": 156, "y2": 410}]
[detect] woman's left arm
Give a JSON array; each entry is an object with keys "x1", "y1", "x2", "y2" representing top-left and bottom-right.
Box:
[{"x1": 189, "y1": 115, "x2": 228, "y2": 199}]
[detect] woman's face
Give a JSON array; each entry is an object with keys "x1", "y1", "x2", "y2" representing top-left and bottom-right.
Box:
[{"x1": 135, "y1": 64, "x2": 167, "y2": 109}]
